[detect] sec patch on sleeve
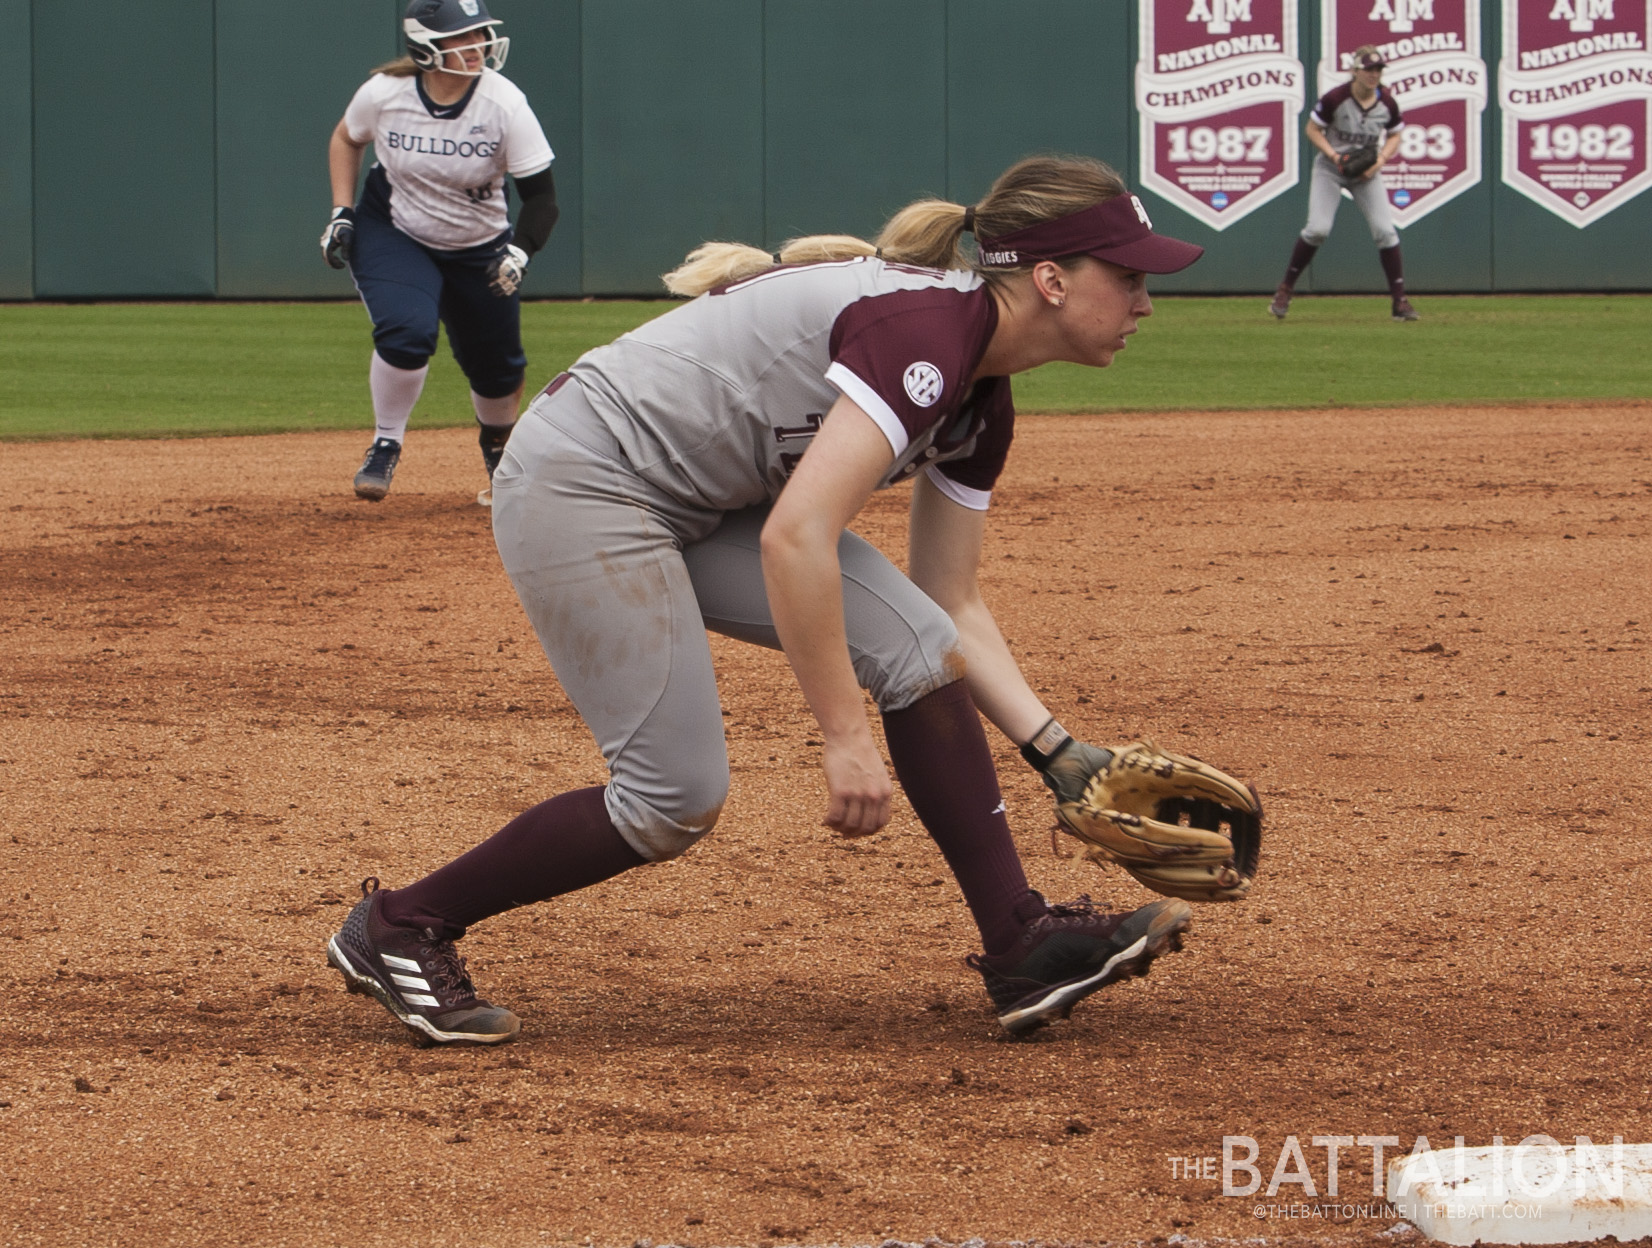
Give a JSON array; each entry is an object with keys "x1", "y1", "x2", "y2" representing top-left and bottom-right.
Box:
[{"x1": 903, "y1": 362, "x2": 943, "y2": 407}]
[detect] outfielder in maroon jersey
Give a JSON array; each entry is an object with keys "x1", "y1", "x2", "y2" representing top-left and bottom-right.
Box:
[
  {"x1": 1270, "y1": 47, "x2": 1420, "y2": 322},
  {"x1": 327, "y1": 156, "x2": 1213, "y2": 1043}
]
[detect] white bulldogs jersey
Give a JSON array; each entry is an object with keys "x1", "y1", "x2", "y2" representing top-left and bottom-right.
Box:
[
  {"x1": 344, "y1": 69, "x2": 553, "y2": 250},
  {"x1": 1311, "y1": 83, "x2": 1404, "y2": 156},
  {"x1": 566, "y1": 258, "x2": 1015, "y2": 514}
]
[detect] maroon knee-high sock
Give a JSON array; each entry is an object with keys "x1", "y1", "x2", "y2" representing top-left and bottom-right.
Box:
[
  {"x1": 380, "y1": 786, "x2": 645, "y2": 937},
  {"x1": 1281, "y1": 238, "x2": 1319, "y2": 291},
  {"x1": 882, "y1": 681, "x2": 1040, "y2": 955},
  {"x1": 1379, "y1": 244, "x2": 1406, "y2": 301}
]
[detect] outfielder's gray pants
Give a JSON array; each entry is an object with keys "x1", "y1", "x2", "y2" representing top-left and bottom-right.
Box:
[
  {"x1": 1300, "y1": 154, "x2": 1399, "y2": 249},
  {"x1": 490, "y1": 379, "x2": 964, "y2": 863}
]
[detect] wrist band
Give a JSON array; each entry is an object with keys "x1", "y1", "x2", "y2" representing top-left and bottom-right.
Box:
[{"x1": 1019, "y1": 717, "x2": 1072, "y2": 771}]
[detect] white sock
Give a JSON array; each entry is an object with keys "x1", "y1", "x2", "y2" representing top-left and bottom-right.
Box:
[
  {"x1": 472, "y1": 390, "x2": 519, "y2": 427},
  {"x1": 370, "y1": 352, "x2": 429, "y2": 443}
]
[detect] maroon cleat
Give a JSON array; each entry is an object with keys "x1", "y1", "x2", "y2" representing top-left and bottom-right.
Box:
[
  {"x1": 327, "y1": 878, "x2": 519, "y2": 1045},
  {"x1": 967, "y1": 893, "x2": 1193, "y2": 1036}
]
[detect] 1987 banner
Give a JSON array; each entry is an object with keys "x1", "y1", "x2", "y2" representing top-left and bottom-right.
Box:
[
  {"x1": 1500, "y1": 0, "x2": 1652, "y2": 226},
  {"x1": 1137, "y1": 0, "x2": 1307, "y2": 229},
  {"x1": 1319, "y1": 0, "x2": 1487, "y2": 225}
]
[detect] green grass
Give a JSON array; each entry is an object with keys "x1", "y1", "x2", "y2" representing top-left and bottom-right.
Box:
[
  {"x1": 2, "y1": 294, "x2": 1647, "y2": 440},
  {"x1": 0, "y1": 301, "x2": 667, "y2": 440},
  {"x1": 1021, "y1": 292, "x2": 1652, "y2": 412}
]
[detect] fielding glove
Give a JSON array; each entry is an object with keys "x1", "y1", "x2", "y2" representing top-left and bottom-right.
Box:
[{"x1": 1023, "y1": 719, "x2": 1262, "y2": 902}]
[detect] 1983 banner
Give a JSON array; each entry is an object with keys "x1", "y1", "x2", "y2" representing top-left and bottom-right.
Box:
[
  {"x1": 1137, "y1": 0, "x2": 1307, "y2": 229},
  {"x1": 1319, "y1": 0, "x2": 1487, "y2": 225},
  {"x1": 1500, "y1": 0, "x2": 1652, "y2": 226}
]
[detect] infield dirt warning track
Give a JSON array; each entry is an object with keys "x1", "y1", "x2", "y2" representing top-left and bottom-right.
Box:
[{"x1": 0, "y1": 407, "x2": 1648, "y2": 1248}]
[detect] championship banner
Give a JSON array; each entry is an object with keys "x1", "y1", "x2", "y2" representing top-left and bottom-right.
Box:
[
  {"x1": 1499, "y1": 0, "x2": 1652, "y2": 227},
  {"x1": 1137, "y1": 0, "x2": 1307, "y2": 230},
  {"x1": 1318, "y1": 0, "x2": 1488, "y2": 226}
]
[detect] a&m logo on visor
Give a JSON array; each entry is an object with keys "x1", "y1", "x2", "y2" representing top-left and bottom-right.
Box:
[{"x1": 903, "y1": 362, "x2": 943, "y2": 407}]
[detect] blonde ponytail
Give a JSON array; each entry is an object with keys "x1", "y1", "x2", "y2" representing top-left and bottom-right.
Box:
[
  {"x1": 875, "y1": 200, "x2": 971, "y2": 269},
  {"x1": 661, "y1": 154, "x2": 1128, "y2": 296},
  {"x1": 775, "y1": 233, "x2": 877, "y2": 265},
  {"x1": 662, "y1": 243, "x2": 776, "y2": 296},
  {"x1": 663, "y1": 235, "x2": 876, "y2": 297}
]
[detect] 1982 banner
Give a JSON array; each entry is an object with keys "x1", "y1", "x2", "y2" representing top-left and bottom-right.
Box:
[
  {"x1": 1319, "y1": 0, "x2": 1487, "y2": 225},
  {"x1": 1137, "y1": 0, "x2": 1307, "y2": 229},
  {"x1": 1500, "y1": 0, "x2": 1652, "y2": 226}
]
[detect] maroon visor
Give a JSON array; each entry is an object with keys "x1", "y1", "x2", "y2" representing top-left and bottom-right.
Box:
[{"x1": 976, "y1": 194, "x2": 1204, "y2": 275}]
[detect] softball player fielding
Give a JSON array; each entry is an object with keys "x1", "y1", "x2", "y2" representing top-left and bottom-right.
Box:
[
  {"x1": 1269, "y1": 46, "x2": 1419, "y2": 322},
  {"x1": 322, "y1": 0, "x2": 560, "y2": 502},
  {"x1": 328, "y1": 155, "x2": 1206, "y2": 1044}
]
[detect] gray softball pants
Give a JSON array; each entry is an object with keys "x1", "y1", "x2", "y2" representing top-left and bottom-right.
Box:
[
  {"x1": 1300, "y1": 154, "x2": 1399, "y2": 249},
  {"x1": 490, "y1": 378, "x2": 964, "y2": 863}
]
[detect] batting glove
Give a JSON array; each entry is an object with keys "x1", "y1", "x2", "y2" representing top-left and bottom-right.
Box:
[
  {"x1": 320, "y1": 207, "x2": 355, "y2": 270},
  {"x1": 487, "y1": 243, "x2": 529, "y2": 297},
  {"x1": 1020, "y1": 718, "x2": 1110, "y2": 805}
]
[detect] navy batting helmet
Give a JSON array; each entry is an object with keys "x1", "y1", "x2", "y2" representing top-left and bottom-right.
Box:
[{"x1": 403, "y1": 0, "x2": 509, "y2": 75}]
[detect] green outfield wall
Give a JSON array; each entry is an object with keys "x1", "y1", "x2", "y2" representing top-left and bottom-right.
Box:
[{"x1": 4, "y1": 0, "x2": 1648, "y2": 298}]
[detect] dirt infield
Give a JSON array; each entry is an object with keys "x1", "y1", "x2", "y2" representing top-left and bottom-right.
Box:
[{"x1": 2, "y1": 405, "x2": 1649, "y2": 1248}]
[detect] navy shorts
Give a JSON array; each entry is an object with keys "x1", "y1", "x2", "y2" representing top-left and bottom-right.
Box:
[{"x1": 349, "y1": 181, "x2": 526, "y2": 398}]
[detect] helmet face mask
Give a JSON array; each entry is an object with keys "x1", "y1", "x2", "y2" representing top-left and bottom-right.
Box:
[{"x1": 404, "y1": 0, "x2": 509, "y2": 76}]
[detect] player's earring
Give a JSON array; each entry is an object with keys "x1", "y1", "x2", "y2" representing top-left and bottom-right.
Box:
[{"x1": 1054, "y1": 298, "x2": 1066, "y2": 308}]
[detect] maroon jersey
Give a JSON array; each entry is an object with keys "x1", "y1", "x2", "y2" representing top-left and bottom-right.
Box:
[
  {"x1": 1311, "y1": 82, "x2": 1405, "y2": 156},
  {"x1": 568, "y1": 257, "x2": 1014, "y2": 512}
]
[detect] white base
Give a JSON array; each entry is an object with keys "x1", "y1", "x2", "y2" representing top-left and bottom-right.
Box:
[{"x1": 1388, "y1": 1143, "x2": 1652, "y2": 1245}]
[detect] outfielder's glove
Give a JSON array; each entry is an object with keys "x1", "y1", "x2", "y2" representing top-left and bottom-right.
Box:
[
  {"x1": 320, "y1": 207, "x2": 355, "y2": 270},
  {"x1": 487, "y1": 243, "x2": 530, "y2": 297},
  {"x1": 1337, "y1": 147, "x2": 1380, "y2": 180},
  {"x1": 1021, "y1": 720, "x2": 1261, "y2": 902}
]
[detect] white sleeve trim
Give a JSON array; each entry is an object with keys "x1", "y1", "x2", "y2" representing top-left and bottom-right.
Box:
[
  {"x1": 924, "y1": 464, "x2": 991, "y2": 511},
  {"x1": 506, "y1": 141, "x2": 554, "y2": 177},
  {"x1": 512, "y1": 156, "x2": 554, "y2": 178},
  {"x1": 824, "y1": 361, "x2": 909, "y2": 457}
]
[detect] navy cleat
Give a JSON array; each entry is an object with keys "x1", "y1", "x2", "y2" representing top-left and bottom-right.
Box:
[{"x1": 353, "y1": 438, "x2": 402, "y2": 501}]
